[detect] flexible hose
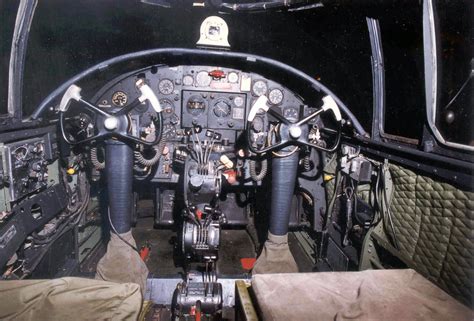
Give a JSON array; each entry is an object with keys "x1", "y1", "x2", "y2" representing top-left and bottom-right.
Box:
[
  {"x1": 106, "y1": 140, "x2": 133, "y2": 234},
  {"x1": 270, "y1": 151, "x2": 299, "y2": 235},
  {"x1": 249, "y1": 158, "x2": 268, "y2": 182},
  {"x1": 90, "y1": 147, "x2": 105, "y2": 170},
  {"x1": 134, "y1": 138, "x2": 167, "y2": 167}
]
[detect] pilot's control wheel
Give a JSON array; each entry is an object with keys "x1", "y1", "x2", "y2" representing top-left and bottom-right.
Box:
[
  {"x1": 246, "y1": 95, "x2": 342, "y2": 155},
  {"x1": 58, "y1": 79, "x2": 163, "y2": 146}
]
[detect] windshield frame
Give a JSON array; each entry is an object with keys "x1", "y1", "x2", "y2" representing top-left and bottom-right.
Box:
[{"x1": 6, "y1": 1, "x2": 37, "y2": 122}]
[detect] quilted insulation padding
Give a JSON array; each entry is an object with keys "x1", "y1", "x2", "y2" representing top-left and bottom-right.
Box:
[{"x1": 388, "y1": 164, "x2": 474, "y2": 305}]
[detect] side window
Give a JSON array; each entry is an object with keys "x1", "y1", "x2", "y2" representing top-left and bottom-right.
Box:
[
  {"x1": 434, "y1": 1, "x2": 473, "y2": 147},
  {"x1": 379, "y1": 5, "x2": 426, "y2": 143}
]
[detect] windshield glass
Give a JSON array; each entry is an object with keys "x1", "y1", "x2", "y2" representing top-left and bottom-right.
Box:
[{"x1": 21, "y1": 0, "x2": 373, "y2": 129}]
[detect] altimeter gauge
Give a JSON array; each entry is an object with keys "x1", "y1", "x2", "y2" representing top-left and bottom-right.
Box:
[
  {"x1": 252, "y1": 80, "x2": 268, "y2": 97},
  {"x1": 112, "y1": 91, "x2": 128, "y2": 106},
  {"x1": 268, "y1": 88, "x2": 284, "y2": 105},
  {"x1": 158, "y1": 79, "x2": 174, "y2": 95}
]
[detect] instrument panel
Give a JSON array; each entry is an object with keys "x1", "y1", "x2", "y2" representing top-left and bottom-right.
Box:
[{"x1": 92, "y1": 65, "x2": 304, "y2": 143}]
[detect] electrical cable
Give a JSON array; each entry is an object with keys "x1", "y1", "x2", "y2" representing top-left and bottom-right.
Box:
[
  {"x1": 302, "y1": 154, "x2": 311, "y2": 172},
  {"x1": 267, "y1": 124, "x2": 300, "y2": 157},
  {"x1": 91, "y1": 147, "x2": 105, "y2": 170},
  {"x1": 107, "y1": 208, "x2": 140, "y2": 253},
  {"x1": 249, "y1": 158, "x2": 268, "y2": 181},
  {"x1": 134, "y1": 137, "x2": 167, "y2": 167},
  {"x1": 272, "y1": 146, "x2": 299, "y2": 157}
]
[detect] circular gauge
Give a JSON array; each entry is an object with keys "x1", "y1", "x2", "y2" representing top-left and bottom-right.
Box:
[
  {"x1": 283, "y1": 107, "x2": 299, "y2": 122},
  {"x1": 233, "y1": 96, "x2": 244, "y2": 107},
  {"x1": 228, "y1": 72, "x2": 239, "y2": 83},
  {"x1": 183, "y1": 75, "x2": 194, "y2": 86},
  {"x1": 252, "y1": 80, "x2": 268, "y2": 97},
  {"x1": 158, "y1": 79, "x2": 174, "y2": 95},
  {"x1": 14, "y1": 146, "x2": 28, "y2": 160},
  {"x1": 187, "y1": 95, "x2": 206, "y2": 115},
  {"x1": 268, "y1": 88, "x2": 284, "y2": 105},
  {"x1": 159, "y1": 99, "x2": 174, "y2": 118},
  {"x1": 196, "y1": 71, "x2": 212, "y2": 87},
  {"x1": 163, "y1": 124, "x2": 177, "y2": 138},
  {"x1": 112, "y1": 91, "x2": 128, "y2": 106},
  {"x1": 213, "y1": 100, "x2": 231, "y2": 118}
]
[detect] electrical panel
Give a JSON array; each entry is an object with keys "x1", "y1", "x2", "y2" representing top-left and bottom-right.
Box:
[{"x1": 0, "y1": 133, "x2": 57, "y2": 209}]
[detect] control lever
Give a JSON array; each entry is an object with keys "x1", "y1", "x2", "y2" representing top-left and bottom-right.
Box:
[
  {"x1": 343, "y1": 187, "x2": 354, "y2": 247},
  {"x1": 136, "y1": 79, "x2": 162, "y2": 113}
]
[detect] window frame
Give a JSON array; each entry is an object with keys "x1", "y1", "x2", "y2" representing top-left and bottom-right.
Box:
[
  {"x1": 423, "y1": 0, "x2": 474, "y2": 152},
  {"x1": 367, "y1": 14, "x2": 422, "y2": 146}
]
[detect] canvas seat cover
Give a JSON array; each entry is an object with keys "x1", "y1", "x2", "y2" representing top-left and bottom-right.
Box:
[
  {"x1": 0, "y1": 277, "x2": 142, "y2": 321},
  {"x1": 253, "y1": 232, "x2": 298, "y2": 275},
  {"x1": 96, "y1": 231, "x2": 149, "y2": 296},
  {"x1": 252, "y1": 269, "x2": 472, "y2": 321}
]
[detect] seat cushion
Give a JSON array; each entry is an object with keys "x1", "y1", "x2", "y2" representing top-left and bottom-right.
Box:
[
  {"x1": 252, "y1": 269, "x2": 472, "y2": 321},
  {"x1": 0, "y1": 277, "x2": 142, "y2": 321}
]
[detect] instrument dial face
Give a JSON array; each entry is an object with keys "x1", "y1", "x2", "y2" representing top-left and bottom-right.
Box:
[
  {"x1": 163, "y1": 124, "x2": 176, "y2": 138},
  {"x1": 187, "y1": 95, "x2": 206, "y2": 115},
  {"x1": 160, "y1": 99, "x2": 174, "y2": 118},
  {"x1": 112, "y1": 91, "x2": 128, "y2": 107},
  {"x1": 158, "y1": 79, "x2": 174, "y2": 95},
  {"x1": 233, "y1": 96, "x2": 244, "y2": 107},
  {"x1": 269, "y1": 88, "x2": 284, "y2": 105},
  {"x1": 183, "y1": 75, "x2": 194, "y2": 86},
  {"x1": 283, "y1": 107, "x2": 299, "y2": 122},
  {"x1": 228, "y1": 72, "x2": 239, "y2": 83},
  {"x1": 14, "y1": 146, "x2": 28, "y2": 160},
  {"x1": 196, "y1": 71, "x2": 212, "y2": 87},
  {"x1": 213, "y1": 100, "x2": 231, "y2": 118},
  {"x1": 252, "y1": 80, "x2": 268, "y2": 97}
]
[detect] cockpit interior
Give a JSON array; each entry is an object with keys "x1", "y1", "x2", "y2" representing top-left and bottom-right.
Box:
[{"x1": 0, "y1": 1, "x2": 472, "y2": 320}]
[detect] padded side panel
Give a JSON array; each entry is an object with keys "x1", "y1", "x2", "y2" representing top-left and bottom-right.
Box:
[
  {"x1": 388, "y1": 164, "x2": 474, "y2": 305},
  {"x1": 389, "y1": 166, "x2": 420, "y2": 258}
]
